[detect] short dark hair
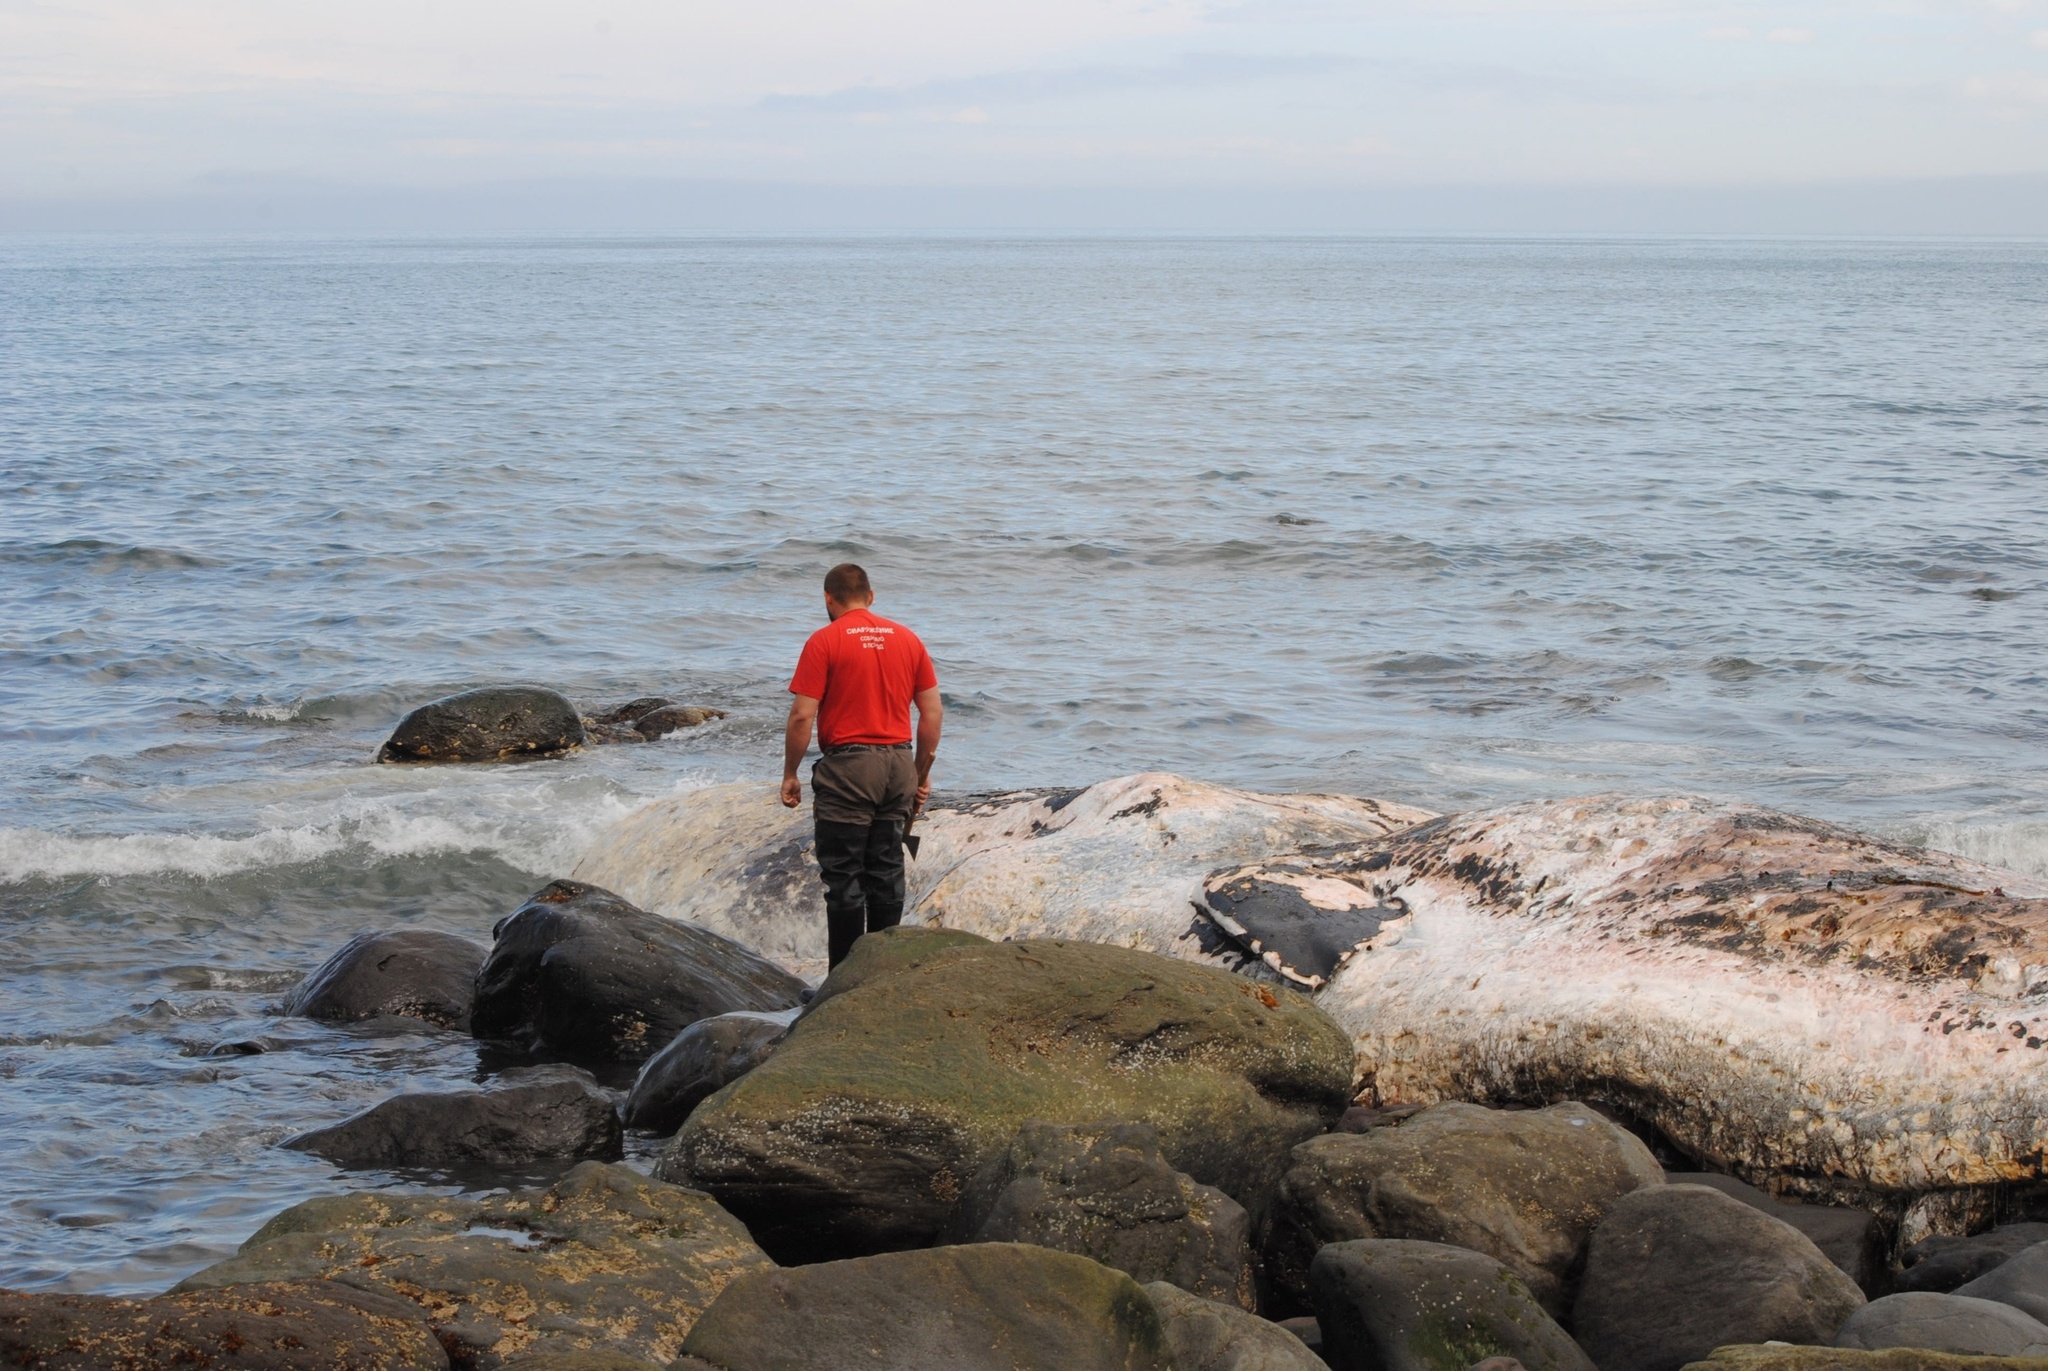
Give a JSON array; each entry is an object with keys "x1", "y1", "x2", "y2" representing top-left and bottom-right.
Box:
[{"x1": 823, "y1": 563, "x2": 872, "y2": 601}]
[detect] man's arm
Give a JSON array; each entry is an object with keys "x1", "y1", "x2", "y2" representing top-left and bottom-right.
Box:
[
  {"x1": 912, "y1": 686, "x2": 944, "y2": 815},
  {"x1": 781, "y1": 694, "x2": 819, "y2": 808}
]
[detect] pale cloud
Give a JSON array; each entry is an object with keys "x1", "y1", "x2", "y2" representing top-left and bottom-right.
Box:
[
  {"x1": 1705, "y1": 26, "x2": 1752, "y2": 40},
  {"x1": 2031, "y1": 28, "x2": 2048, "y2": 47},
  {"x1": 1765, "y1": 27, "x2": 1816, "y2": 43}
]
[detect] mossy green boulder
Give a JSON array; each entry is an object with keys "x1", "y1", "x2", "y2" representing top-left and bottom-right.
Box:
[
  {"x1": 172, "y1": 1162, "x2": 771, "y2": 1369},
  {"x1": 1684, "y1": 1349, "x2": 2048, "y2": 1371},
  {"x1": 679, "y1": 1242, "x2": 1174, "y2": 1371},
  {"x1": 1309, "y1": 1239, "x2": 1595, "y2": 1371},
  {"x1": 657, "y1": 927, "x2": 1354, "y2": 1262}
]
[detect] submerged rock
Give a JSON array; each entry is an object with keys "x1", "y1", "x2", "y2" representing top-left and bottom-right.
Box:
[
  {"x1": 658, "y1": 928, "x2": 1353, "y2": 1264},
  {"x1": 0, "y1": 1281, "x2": 447, "y2": 1371},
  {"x1": 1685, "y1": 1346, "x2": 2048, "y2": 1371},
  {"x1": 1264, "y1": 1100, "x2": 1663, "y2": 1317},
  {"x1": 582, "y1": 698, "x2": 727, "y2": 744},
  {"x1": 959, "y1": 1121, "x2": 1256, "y2": 1309},
  {"x1": 378, "y1": 686, "x2": 584, "y2": 763},
  {"x1": 1833, "y1": 1292, "x2": 2048, "y2": 1356},
  {"x1": 1204, "y1": 794, "x2": 2048, "y2": 1199},
  {"x1": 1143, "y1": 1281, "x2": 1325, "y2": 1371},
  {"x1": 1309, "y1": 1239, "x2": 1594, "y2": 1371},
  {"x1": 470, "y1": 880, "x2": 805, "y2": 1063},
  {"x1": 281, "y1": 927, "x2": 485, "y2": 1030},
  {"x1": 679, "y1": 1243, "x2": 1175, "y2": 1371},
  {"x1": 621, "y1": 1009, "x2": 797, "y2": 1136},
  {"x1": 1573, "y1": 1184, "x2": 1867, "y2": 1371},
  {"x1": 570, "y1": 772, "x2": 1433, "y2": 977},
  {"x1": 174, "y1": 1162, "x2": 770, "y2": 1368},
  {"x1": 285, "y1": 1079, "x2": 622, "y2": 1169}
]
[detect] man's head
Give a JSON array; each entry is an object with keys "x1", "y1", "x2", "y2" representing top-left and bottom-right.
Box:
[{"x1": 823, "y1": 563, "x2": 874, "y2": 620}]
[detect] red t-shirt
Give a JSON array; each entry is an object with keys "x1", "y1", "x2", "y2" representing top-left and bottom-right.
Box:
[{"x1": 788, "y1": 608, "x2": 938, "y2": 747}]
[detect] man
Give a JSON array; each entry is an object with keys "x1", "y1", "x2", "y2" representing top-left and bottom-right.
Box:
[{"x1": 781, "y1": 563, "x2": 944, "y2": 968}]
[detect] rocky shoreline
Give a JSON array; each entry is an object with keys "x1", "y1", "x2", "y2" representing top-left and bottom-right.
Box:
[{"x1": 9, "y1": 693, "x2": 2048, "y2": 1370}]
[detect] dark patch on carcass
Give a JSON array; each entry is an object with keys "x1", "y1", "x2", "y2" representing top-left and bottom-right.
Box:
[
  {"x1": 1203, "y1": 876, "x2": 1395, "y2": 985},
  {"x1": 1180, "y1": 909, "x2": 1289, "y2": 987},
  {"x1": 1111, "y1": 790, "x2": 1167, "y2": 821}
]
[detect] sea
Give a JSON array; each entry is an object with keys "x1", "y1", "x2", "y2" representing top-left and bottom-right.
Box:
[{"x1": 3, "y1": 233, "x2": 2046, "y2": 1293}]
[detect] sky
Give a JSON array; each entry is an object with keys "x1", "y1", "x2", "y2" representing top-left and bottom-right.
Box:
[{"x1": 3, "y1": 0, "x2": 2048, "y2": 201}]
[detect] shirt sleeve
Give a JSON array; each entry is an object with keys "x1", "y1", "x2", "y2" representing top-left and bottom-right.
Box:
[
  {"x1": 789, "y1": 632, "x2": 829, "y2": 699},
  {"x1": 912, "y1": 640, "x2": 937, "y2": 693}
]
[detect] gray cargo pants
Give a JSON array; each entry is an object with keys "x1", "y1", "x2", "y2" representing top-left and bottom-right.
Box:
[{"x1": 810, "y1": 744, "x2": 917, "y2": 968}]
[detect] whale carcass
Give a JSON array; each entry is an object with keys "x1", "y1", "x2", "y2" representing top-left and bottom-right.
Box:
[
  {"x1": 1202, "y1": 794, "x2": 2048, "y2": 1216},
  {"x1": 571, "y1": 772, "x2": 1433, "y2": 980}
]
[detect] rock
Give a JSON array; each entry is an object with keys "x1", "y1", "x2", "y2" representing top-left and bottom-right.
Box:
[
  {"x1": 285, "y1": 1080, "x2": 623, "y2": 1169},
  {"x1": 1960, "y1": 1242, "x2": 2048, "y2": 1322},
  {"x1": 1903, "y1": 1227, "x2": 2048, "y2": 1293},
  {"x1": 1277, "y1": 1317, "x2": 1324, "y2": 1355},
  {"x1": 1683, "y1": 1345, "x2": 2048, "y2": 1371},
  {"x1": 960, "y1": 1121, "x2": 1256, "y2": 1309},
  {"x1": 621, "y1": 1010, "x2": 796, "y2": 1135},
  {"x1": 1669, "y1": 1172, "x2": 1887, "y2": 1294},
  {"x1": 174, "y1": 1162, "x2": 771, "y2": 1368},
  {"x1": 1264, "y1": 1100, "x2": 1663, "y2": 1317},
  {"x1": 1573, "y1": 1183, "x2": 1867, "y2": 1371},
  {"x1": 633, "y1": 704, "x2": 724, "y2": 738},
  {"x1": 281, "y1": 928, "x2": 486, "y2": 1030},
  {"x1": 570, "y1": 773, "x2": 1434, "y2": 979},
  {"x1": 659, "y1": 929, "x2": 1353, "y2": 1264},
  {"x1": 1309, "y1": 1239, "x2": 1595, "y2": 1371},
  {"x1": 378, "y1": 686, "x2": 584, "y2": 763},
  {"x1": 1144, "y1": 1281, "x2": 1326, "y2": 1371},
  {"x1": 1203, "y1": 795, "x2": 2048, "y2": 1203},
  {"x1": 581, "y1": 699, "x2": 727, "y2": 745},
  {"x1": 0, "y1": 1281, "x2": 447, "y2": 1370},
  {"x1": 471, "y1": 880, "x2": 805, "y2": 1063},
  {"x1": 500, "y1": 1356, "x2": 671, "y2": 1371},
  {"x1": 1470, "y1": 1361, "x2": 1529, "y2": 1371},
  {"x1": 1833, "y1": 1292, "x2": 2048, "y2": 1355},
  {"x1": 678, "y1": 1242, "x2": 1174, "y2": 1371}
]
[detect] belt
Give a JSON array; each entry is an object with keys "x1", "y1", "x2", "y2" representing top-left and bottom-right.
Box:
[{"x1": 821, "y1": 742, "x2": 912, "y2": 755}]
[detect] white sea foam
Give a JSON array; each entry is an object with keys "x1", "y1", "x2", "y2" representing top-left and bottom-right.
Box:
[
  {"x1": 0, "y1": 780, "x2": 673, "y2": 884},
  {"x1": 1908, "y1": 819, "x2": 2048, "y2": 882}
]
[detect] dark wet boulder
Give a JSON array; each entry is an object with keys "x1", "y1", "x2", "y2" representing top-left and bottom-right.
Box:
[
  {"x1": 1833, "y1": 1292, "x2": 2048, "y2": 1355},
  {"x1": 679, "y1": 1242, "x2": 1174, "y2": 1371},
  {"x1": 1573, "y1": 1184, "x2": 1867, "y2": 1371},
  {"x1": 0, "y1": 1281, "x2": 447, "y2": 1370},
  {"x1": 174, "y1": 1162, "x2": 771, "y2": 1368},
  {"x1": 622, "y1": 1010, "x2": 796, "y2": 1135},
  {"x1": 471, "y1": 880, "x2": 805, "y2": 1063},
  {"x1": 582, "y1": 698, "x2": 728, "y2": 745},
  {"x1": 1959, "y1": 1242, "x2": 2048, "y2": 1323},
  {"x1": 1309, "y1": 1239, "x2": 1594, "y2": 1371},
  {"x1": 659, "y1": 927, "x2": 1353, "y2": 1264},
  {"x1": 1143, "y1": 1281, "x2": 1326, "y2": 1371},
  {"x1": 282, "y1": 928, "x2": 486, "y2": 1030},
  {"x1": 1902, "y1": 1225, "x2": 2048, "y2": 1293},
  {"x1": 958, "y1": 1121, "x2": 1255, "y2": 1308},
  {"x1": 1264, "y1": 1100, "x2": 1663, "y2": 1317},
  {"x1": 285, "y1": 1079, "x2": 622, "y2": 1169},
  {"x1": 378, "y1": 686, "x2": 584, "y2": 763},
  {"x1": 1669, "y1": 1172, "x2": 1887, "y2": 1295}
]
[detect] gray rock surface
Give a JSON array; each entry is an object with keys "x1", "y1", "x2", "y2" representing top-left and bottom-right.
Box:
[
  {"x1": 960, "y1": 1121, "x2": 1255, "y2": 1308},
  {"x1": 173, "y1": 1162, "x2": 771, "y2": 1368},
  {"x1": 1573, "y1": 1184, "x2": 1867, "y2": 1371},
  {"x1": 1265, "y1": 1100, "x2": 1663, "y2": 1316},
  {"x1": 661, "y1": 928, "x2": 1353, "y2": 1264},
  {"x1": 1668, "y1": 1172, "x2": 1887, "y2": 1294},
  {"x1": 0, "y1": 1281, "x2": 447, "y2": 1371},
  {"x1": 285, "y1": 1079, "x2": 622, "y2": 1169},
  {"x1": 282, "y1": 928, "x2": 486, "y2": 1030},
  {"x1": 1833, "y1": 1292, "x2": 2048, "y2": 1355},
  {"x1": 621, "y1": 1009, "x2": 796, "y2": 1135},
  {"x1": 1901, "y1": 1225, "x2": 2048, "y2": 1293},
  {"x1": 470, "y1": 879, "x2": 805, "y2": 1063},
  {"x1": 1309, "y1": 1239, "x2": 1595, "y2": 1371},
  {"x1": 1143, "y1": 1281, "x2": 1326, "y2": 1371},
  {"x1": 1958, "y1": 1242, "x2": 2048, "y2": 1323},
  {"x1": 678, "y1": 1242, "x2": 1176, "y2": 1371},
  {"x1": 378, "y1": 686, "x2": 585, "y2": 763}
]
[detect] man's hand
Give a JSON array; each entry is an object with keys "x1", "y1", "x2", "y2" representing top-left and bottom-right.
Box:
[
  {"x1": 783, "y1": 694, "x2": 819, "y2": 809},
  {"x1": 913, "y1": 779, "x2": 931, "y2": 816},
  {"x1": 912, "y1": 685, "x2": 943, "y2": 819}
]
